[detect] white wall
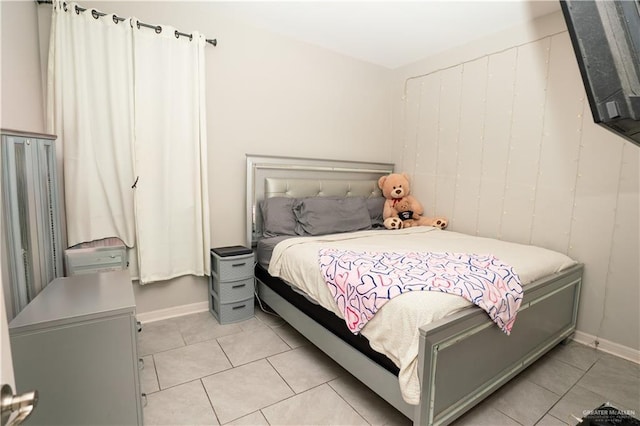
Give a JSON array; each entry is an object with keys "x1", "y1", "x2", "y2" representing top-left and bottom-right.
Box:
[{"x1": 391, "y1": 11, "x2": 639, "y2": 354}]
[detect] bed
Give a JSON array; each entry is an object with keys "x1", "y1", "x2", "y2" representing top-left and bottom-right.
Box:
[{"x1": 245, "y1": 154, "x2": 583, "y2": 426}]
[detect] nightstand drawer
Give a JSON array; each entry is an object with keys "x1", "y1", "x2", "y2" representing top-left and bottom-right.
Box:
[
  {"x1": 210, "y1": 292, "x2": 253, "y2": 324},
  {"x1": 211, "y1": 276, "x2": 254, "y2": 302},
  {"x1": 211, "y1": 253, "x2": 253, "y2": 281}
]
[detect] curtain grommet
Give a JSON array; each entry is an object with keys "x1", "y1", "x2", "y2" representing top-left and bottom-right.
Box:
[{"x1": 155, "y1": 25, "x2": 162, "y2": 34}]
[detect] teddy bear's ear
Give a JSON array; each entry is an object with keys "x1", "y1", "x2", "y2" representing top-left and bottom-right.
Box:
[
  {"x1": 378, "y1": 175, "x2": 387, "y2": 189},
  {"x1": 402, "y1": 172, "x2": 410, "y2": 181}
]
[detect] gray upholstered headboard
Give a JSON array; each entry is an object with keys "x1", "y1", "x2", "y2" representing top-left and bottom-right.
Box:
[
  {"x1": 264, "y1": 177, "x2": 381, "y2": 199},
  {"x1": 246, "y1": 155, "x2": 394, "y2": 247}
]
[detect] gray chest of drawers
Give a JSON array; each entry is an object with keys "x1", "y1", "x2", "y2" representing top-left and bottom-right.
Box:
[
  {"x1": 9, "y1": 270, "x2": 143, "y2": 425},
  {"x1": 209, "y1": 247, "x2": 255, "y2": 324}
]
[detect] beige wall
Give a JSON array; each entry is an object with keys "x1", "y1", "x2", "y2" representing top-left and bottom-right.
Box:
[
  {"x1": 392, "y1": 11, "x2": 639, "y2": 353},
  {"x1": 4, "y1": 1, "x2": 393, "y2": 314},
  {"x1": 1, "y1": 1, "x2": 45, "y2": 133}
]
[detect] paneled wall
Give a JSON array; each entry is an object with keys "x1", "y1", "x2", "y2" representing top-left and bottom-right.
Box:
[{"x1": 395, "y1": 25, "x2": 639, "y2": 353}]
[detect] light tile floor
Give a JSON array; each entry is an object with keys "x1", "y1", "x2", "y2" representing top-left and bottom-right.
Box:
[{"x1": 139, "y1": 309, "x2": 639, "y2": 426}]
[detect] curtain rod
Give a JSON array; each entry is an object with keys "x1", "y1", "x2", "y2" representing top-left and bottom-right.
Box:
[{"x1": 37, "y1": 0, "x2": 217, "y2": 46}]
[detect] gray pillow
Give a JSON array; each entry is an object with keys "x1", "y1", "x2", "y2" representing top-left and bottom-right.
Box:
[
  {"x1": 293, "y1": 197, "x2": 372, "y2": 236},
  {"x1": 366, "y1": 197, "x2": 385, "y2": 227},
  {"x1": 260, "y1": 197, "x2": 297, "y2": 237}
]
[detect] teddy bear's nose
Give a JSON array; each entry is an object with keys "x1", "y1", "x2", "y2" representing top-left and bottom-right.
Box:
[{"x1": 394, "y1": 189, "x2": 401, "y2": 194}]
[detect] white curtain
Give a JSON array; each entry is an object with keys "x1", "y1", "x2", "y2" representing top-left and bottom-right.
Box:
[
  {"x1": 132, "y1": 22, "x2": 210, "y2": 283},
  {"x1": 47, "y1": 2, "x2": 210, "y2": 283},
  {"x1": 47, "y1": 1, "x2": 136, "y2": 248}
]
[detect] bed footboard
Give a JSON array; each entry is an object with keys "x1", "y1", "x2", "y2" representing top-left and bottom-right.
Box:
[
  {"x1": 257, "y1": 264, "x2": 582, "y2": 426},
  {"x1": 416, "y1": 264, "x2": 583, "y2": 425}
]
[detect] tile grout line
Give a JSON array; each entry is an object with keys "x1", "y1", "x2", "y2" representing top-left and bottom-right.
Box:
[
  {"x1": 151, "y1": 354, "x2": 161, "y2": 395},
  {"x1": 531, "y1": 342, "x2": 611, "y2": 424},
  {"x1": 542, "y1": 357, "x2": 599, "y2": 425},
  {"x1": 265, "y1": 355, "x2": 298, "y2": 396},
  {"x1": 256, "y1": 382, "x2": 353, "y2": 424},
  {"x1": 325, "y1": 379, "x2": 375, "y2": 426},
  {"x1": 198, "y1": 377, "x2": 222, "y2": 425},
  {"x1": 487, "y1": 346, "x2": 596, "y2": 426}
]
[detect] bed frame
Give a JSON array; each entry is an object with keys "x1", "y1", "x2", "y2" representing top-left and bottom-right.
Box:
[{"x1": 245, "y1": 154, "x2": 583, "y2": 426}]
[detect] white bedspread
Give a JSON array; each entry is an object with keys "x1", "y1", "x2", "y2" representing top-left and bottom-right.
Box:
[{"x1": 267, "y1": 227, "x2": 577, "y2": 404}]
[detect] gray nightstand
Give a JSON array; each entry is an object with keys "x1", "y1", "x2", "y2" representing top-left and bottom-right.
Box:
[{"x1": 209, "y1": 246, "x2": 255, "y2": 324}]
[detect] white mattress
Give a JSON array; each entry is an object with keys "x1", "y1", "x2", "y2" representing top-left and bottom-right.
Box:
[{"x1": 267, "y1": 226, "x2": 577, "y2": 405}]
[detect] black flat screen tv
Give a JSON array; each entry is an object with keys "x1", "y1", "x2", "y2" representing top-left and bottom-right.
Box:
[{"x1": 560, "y1": 0, "x2": 640, "y2": 147}]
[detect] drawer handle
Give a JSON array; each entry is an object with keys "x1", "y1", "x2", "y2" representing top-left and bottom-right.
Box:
[
  {"x1": 232, "y1": 284, "x2": 246, "y2": 289},
  {"x1": 231, "y1": 262, "x2": 246, "y2": 267},
  {"x1": 232, "y1": 304, "x2": 246, "y2": 310}
]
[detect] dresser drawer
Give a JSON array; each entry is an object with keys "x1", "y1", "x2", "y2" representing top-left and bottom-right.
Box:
[
  {"x1": 65, "y1": 247, "x2": 127, "y2": 276},
  {"x1": 211, "y1": 276, "x2": 254, "y2": 302},
  {"x1": 209, "y1": 292, "x2": 253, "y2": 324},
  {"x1": 211, "y1": 253, "x2": 253, "y2": 281}
]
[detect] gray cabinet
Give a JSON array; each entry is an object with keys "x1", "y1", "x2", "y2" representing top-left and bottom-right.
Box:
[
  {"x1": 1, "y1": 129, "x2": 63, "y2": 317},
  {"x1": 210, "y1": 247, "x2": 254, "y2": 324},
  {"x1": 9, "y1": 270, "x2": 143, "y2": 425}
]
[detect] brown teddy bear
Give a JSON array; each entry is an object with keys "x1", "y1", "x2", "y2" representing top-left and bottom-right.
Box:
[{"x1": 377, "y1": 173, "x2": 448, "y2": 230}]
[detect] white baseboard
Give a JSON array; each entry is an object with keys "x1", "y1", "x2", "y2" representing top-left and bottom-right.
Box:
[
  {"x1": 573, "y1": 330, "x2": 640, "y2": 364},
  {"x1": 136, "y1": 301, "x2": 209, "y2": 324}
]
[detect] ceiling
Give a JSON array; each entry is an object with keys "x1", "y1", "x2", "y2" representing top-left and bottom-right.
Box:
[{"x1": 215, "y1": 1, "x2": 562, "y2": 69}]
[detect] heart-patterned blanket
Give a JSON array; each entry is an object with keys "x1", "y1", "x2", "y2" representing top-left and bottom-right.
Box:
[{"x1": 318, "y1": 249, "x2": 523, "y2": 335}]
